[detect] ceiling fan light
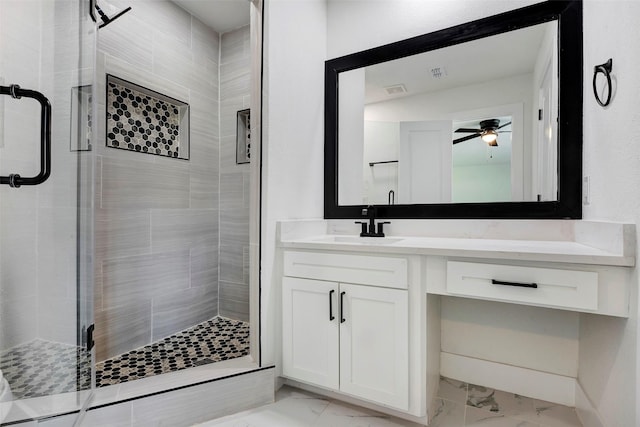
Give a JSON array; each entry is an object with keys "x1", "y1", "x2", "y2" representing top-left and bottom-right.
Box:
[{"x1": 481, "y1": 129, "x2": 498, "y2": 144}]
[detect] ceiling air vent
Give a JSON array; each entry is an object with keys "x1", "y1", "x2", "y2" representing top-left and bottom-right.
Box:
[
  {"x1": 384, "y1": 84, "x2": 407, "y2": 95},
  {"x1": 430, "y1": 66, "x2": 447, "y2": 79}
]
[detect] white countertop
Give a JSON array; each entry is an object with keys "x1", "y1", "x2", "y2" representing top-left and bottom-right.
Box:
[{"x1": 280, "y1": 234, "x2": 635, "y2": 267}]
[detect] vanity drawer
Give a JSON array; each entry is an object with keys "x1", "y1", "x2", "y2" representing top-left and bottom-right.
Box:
[
  {"x1": 283, "y1": 251, "x2": 407, "y2": 289},
  {"x1": 446, "y1": 261, "x2": 598, "y2": 311}
]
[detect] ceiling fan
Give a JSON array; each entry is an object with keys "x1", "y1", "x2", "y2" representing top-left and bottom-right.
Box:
[{"x1": 452, "y1": 119, "x2": 511, "y2": 146}]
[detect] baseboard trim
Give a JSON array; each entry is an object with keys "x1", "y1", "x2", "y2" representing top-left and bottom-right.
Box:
[
  {"x1": 283, "y1": 378, "x2": 428, "y2": 425},
  {"x1": 575, "y1": 381, "x2": 605, "y2": 427},
  {"x1": 440, "y1": 352, "x2": 576, "y2": 406}
]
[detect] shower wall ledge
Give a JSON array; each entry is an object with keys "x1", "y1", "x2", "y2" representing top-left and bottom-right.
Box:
[
  {"x1": 91, "y1": 355, "x2": 261, "y2": 407},
  {"x1": 1, "y1": 357, "x2": 264, "y2": 426}
]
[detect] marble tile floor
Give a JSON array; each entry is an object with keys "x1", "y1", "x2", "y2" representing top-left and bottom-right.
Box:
[
  {"x1": 96, "y1": 316, "x2": 249, "y2": 387},
  {"x1": 194, "y1": 377, "x2": 583, "y2": 427}
]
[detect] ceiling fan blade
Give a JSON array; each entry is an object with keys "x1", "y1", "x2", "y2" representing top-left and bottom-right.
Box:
[
  {"x1": 453, "y1": 133, "x2": 481, "y2": 144},
  {"x1": 497, "y1": 121, "x2": 512, "y2": 130},
  {"x1": 454, "y1": 128, "x2": 481, "y2": 133}
]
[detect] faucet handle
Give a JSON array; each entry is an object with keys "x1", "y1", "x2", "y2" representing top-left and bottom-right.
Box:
[
  {"x1": 354, "y1": 221, "x2": 368, "y2": 236},
  {"x1": 376, "y1": 221, "x2": 390, "y2": 236}
]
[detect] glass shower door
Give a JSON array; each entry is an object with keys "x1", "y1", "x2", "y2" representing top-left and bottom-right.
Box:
[{"x1": 0, "y1": 0, "x2": 96, "y2": 424}]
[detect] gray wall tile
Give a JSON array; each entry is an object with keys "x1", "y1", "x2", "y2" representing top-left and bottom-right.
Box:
[
  {"x1": 152, "y1": 285, "x2": 218, "y2": 340},
  {"x1": 190, "y1": 174, "x2": 219, "y2": 209},
  {"x1": 219, "y1": 135, "x2": 241, "y2": 173},
  {"x1": 95, "y1": 2, "x2": 251, "y2": 358},
  {"x1": 101, "y1": 156, "x2": 190, "y2": 209},
  {"x1": 151, "y1": 209, "x2": 217, "y2": 253},
  {"x1": 191, "y1": 247, "x2": 218, "y2": 289},
  {"x1": 219, "y1": 281, "x2": 249, "y2": 304},
  {"x1": 218, "y1": 25, "x2": 251, "y2": 321},
  {"x1": 96, "y1": 2, "x2": 219, "y2": 360},
  {"x1": 189, "y1": 130, "x2": 219, "y2": 170},
  {"x1": 130, "y1": 368, "x2": 273, "y2": 426},
  {"x1": 220, "y1": 97, "x2": 246, "y2": 138},
  {"x1": 221, "y1": 26, "x2": 250, "y2": 65},
  {"x1": 98, "y1": 11, "x2": 153, "y2": 71},
  {"x1": 190, "y1": 93, "x2": 219, "y2": 137},
  {"x1": 95, "y1": 301, "x2": 152, "y2": 361},
  {"x1": 219, "y1": 243, "x2": 246, "y2": 285},
  {"x1": 218, "y1": 294, "x2": 250, "y2": 323},
  {"x1": 220, "y1": 208, "x2": 250, "y2": 243},
  {"x1": 220, "y1": 58, "x2": 251, "y2": 100},
  {"x1": 219, "y1": 172, "x2": 245, "y2": 210},
  {"x1": 192, "y1": 17, "x2": 220, "y2": 63},
  {"x1": 95, "y1": 208, "x2": 151, "y2": 260},
  {"x1": 102, "y1": 250, "x2": 190, "y2": 310},
  {"x1": 104, "y1": 55, "x2": 191, "y2": 105}
]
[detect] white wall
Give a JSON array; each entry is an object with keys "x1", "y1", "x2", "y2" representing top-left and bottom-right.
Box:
[
  {"x1": 326, "y1": 0, "x2": 539, "y2": 59},
  {"x1": 580, "y1": 1, "x2": 640, "y2": 425},
  {"x1": 261, "y1": 0, "x2": 327, "y2": 367},
  {"x1": 364, "y1": 74, "x2": 533, "y2": 124},
  {"x1": 363, "y1": 121, "x2": 399, "y2": 205},
  {"x1": 263, "y1": 1, "x2": 640, "y2": 424},
  {"x1": 364, "y1": 74, "x2": 533, "y2": 201},
  {"x1": 338, "y1": 68, "x2": 365, "y2": 205},
  {"x1": 452, "y1": 163, "x2": 511, "y2": 203}
]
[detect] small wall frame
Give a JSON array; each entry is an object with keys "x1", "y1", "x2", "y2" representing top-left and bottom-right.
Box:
[
  {"x1": 236, "y1": 109, "x2": 250, "y2": 164},
  {"x1": 106, "y1": 74, "x2": 190, "y2": 160}
]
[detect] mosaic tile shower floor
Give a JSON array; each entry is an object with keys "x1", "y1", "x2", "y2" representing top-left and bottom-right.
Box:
[
  {"x1": 96, "y1": 316, "x2": 249, "y2": 387},
  {"x1": 0, "y1": 340, "x2": 91, "y2": 399}
]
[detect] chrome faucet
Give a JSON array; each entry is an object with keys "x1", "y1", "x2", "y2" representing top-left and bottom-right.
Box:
[{"x1": 355, "y1": 205, "x2": 390, "y2": 237}]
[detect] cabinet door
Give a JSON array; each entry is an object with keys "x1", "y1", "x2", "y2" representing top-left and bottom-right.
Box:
[
  {"x1": 282, "y1": 277, "x2": 339, "y2": 389},
  {"x1": 339, "y1": 283, "x2": 409, "y2": 410}
]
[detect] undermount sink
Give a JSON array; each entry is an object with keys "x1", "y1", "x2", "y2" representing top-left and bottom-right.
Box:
[{"x1": 314, "y1": 235, "x2": 405, "y2": 245}]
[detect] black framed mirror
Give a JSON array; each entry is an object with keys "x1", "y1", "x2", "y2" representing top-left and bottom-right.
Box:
[{"x1": 325, "y1": 0, "x2": 582, "y2": 219}]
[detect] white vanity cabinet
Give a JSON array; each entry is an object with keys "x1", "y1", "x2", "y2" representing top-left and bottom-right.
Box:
[
  {"x1": 277, "y1": 220, "x2": 635, "y2": 425},
  {"x1": 281, "y1": 250, "x2": 429, "y2": 418},
  {"x1": 282, "y1": 277, "x2": 409, "y2": 410}
]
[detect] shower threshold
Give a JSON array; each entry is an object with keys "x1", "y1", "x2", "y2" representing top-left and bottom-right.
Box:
[{"x1": 96, "y1": 316, "x2": 249, "y2": 387}]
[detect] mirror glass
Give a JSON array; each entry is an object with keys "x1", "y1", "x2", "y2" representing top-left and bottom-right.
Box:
[{"x1": 337, "y1": 21, "x2": 558, "y2": 206}]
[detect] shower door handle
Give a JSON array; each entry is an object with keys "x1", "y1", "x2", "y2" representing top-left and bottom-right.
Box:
[{"x1": 0, "y1": 84, "x2": 52, "y2": 188}]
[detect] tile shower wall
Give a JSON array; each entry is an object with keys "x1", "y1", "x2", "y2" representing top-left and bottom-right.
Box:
[
  {"x1": 95, "y1": 0, "x2": 221, "y2": 361},
  {"x1": 219, "y1": 26, "x2": 251, "y2": 322}
]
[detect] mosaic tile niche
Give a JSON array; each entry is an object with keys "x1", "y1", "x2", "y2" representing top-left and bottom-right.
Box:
[{"x1": 106, "y1": 75, "x2": 189, "y2": 159}]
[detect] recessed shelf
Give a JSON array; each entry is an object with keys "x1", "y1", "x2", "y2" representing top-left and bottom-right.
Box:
[{"x1": 106, "y1": 74, "x2": 190, "y2": 160}]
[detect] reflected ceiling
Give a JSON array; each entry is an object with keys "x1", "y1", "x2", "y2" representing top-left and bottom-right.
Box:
[{"x1": 364, "y1": 23, "x2": 548, "y2": 104}]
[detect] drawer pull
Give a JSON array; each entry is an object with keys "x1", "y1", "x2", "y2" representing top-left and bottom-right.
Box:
[
  {"x1": 491, "y1": 279, "x2": 538, "y2": 289},
  {"x1": 329, "y1": 289, "x2": 335, "y2": 321},
  {"x1": 340, "y1": 291, "x2": 346, "y2": 323}
]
